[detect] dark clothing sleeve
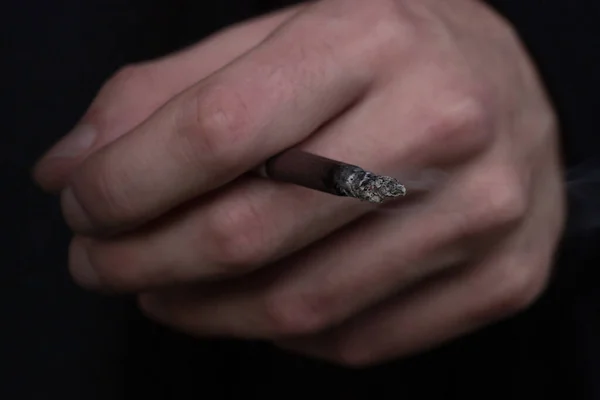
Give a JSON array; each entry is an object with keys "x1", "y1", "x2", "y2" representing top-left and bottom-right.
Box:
[{"x1": 3, "y1": 1, "x2": 600, "y2": 399}]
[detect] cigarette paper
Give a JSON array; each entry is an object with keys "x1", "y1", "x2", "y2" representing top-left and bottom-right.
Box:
[{"x1": 256, "y1": 149, "x2": 406, "y2": 203}]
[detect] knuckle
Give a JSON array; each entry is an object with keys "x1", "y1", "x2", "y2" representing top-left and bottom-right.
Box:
[
  {"x1": 369, "y1": 0, "x2": 417, "y2": 42},
  {"x1": 177, "y1": 85, "x2": 253, "y2": 162},
  {"x1": 486, "y1": 259, "x2": 551, "y2": 319},
  {"x1": 262, "y1": 290, "x2": 331, "y2": 336},
  {"x1": 205, "y1": 198, "x2": 270, "y2": 272},
  {"x1": 426, "y1": 93, "x2": 491, "y2": 157},
  {"x1": 317, "y1": 0, "x2": 417, "y2": 71},
  {"x1": 463, "y1": 170, "x2": 528, "y2": 237},
  {"x1": 488, "y1": 187, "x2": 527, "y2": 230},
  {"x1": 356, "y1": 0, "x2": 419, "y2": 57}
]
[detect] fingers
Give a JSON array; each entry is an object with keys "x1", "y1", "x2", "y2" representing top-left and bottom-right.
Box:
[
  {"x1": 61, "y1": 6, "x2": 375, "y2": 236},
  {"x1": 134, "y1": 212, "x2": 463, "y2": 339},
  {"x1": 276, "y1": 227, "x2": 554, "y2": 367},
  {"x1": 276, "y1": 163, "x2": 563, "y2": 366},
  {"x1": 64, "y1": 94, "x2": 405, "y2": 291},
  {"x1": 33, "y1": 5, "x2": 303, "y2": 192},
  {"x1": 137, "y1": 205, "x2": 551, "y2": 366},
  {"x1": 132, "y1": 156, "x2": 529, "y2": 338},
  {"x1": 69, "y1": 176, "x2": 370, "y2": 291},
  {"x1": 65, "y1": 74, "x2": 469, "y2": 292}
]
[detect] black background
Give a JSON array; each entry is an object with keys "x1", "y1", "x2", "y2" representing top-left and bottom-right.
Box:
[{"x1": 3, "y1": 0, "x2": 600, "y2": 398}]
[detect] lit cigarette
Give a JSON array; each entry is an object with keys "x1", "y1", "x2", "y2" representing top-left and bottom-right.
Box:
[{"x1": 256, "y1": 149, "x2": 406, "y2": 203}]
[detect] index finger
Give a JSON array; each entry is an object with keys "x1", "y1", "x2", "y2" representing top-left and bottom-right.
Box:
[{"x1": 63, "y1": 4, "x2": 374, "y2": 235}]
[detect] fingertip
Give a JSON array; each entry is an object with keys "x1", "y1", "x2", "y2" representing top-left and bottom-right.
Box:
[
  {"x1": 69, "y1": 237, "x2": 102, "y2": 290},
  {"x1": 31, "y1": 157, "x2": 76, "y2": 193},
  {"x1": 44, "y1": 124, "x2": 97, "y2": 160},
  {"x1": 32, "y1": 124, "x2": 98, "y2": 192},
  {"x1": 61, "y1": 187, "x2": 94, "y2": 234}
]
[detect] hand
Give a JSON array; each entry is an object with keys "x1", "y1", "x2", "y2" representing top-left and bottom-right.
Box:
[{"x1": 34, "y1": 0, "x2": 564, "y2": 366}]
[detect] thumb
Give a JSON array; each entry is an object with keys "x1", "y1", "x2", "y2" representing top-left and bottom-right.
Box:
[{"x1": 33, "y1": 6, "x2": 302, "y2": 192}]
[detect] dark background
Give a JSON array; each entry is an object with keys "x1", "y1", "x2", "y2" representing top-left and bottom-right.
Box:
[{"x1": 3, "y1": 0, "x2": 600, "y2": 398}]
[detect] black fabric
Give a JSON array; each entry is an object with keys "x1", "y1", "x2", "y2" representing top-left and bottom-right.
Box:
[{"x1": 3, "y1": 0, "x2": 599, "y2": 399}]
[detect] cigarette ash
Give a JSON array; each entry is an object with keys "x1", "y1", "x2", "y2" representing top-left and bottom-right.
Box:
[{"x1": 336, "y1": 167, "x2": 406, "y2": 203}]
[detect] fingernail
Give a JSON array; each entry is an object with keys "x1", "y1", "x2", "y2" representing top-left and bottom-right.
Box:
[
  {"x1": 62, "y1": 187, "x2": 93, "y2": 233},
  {"x1": 45, "y1": 124, "x2": 97, "y2": 159},
  {"x1": 69, "y1": 241, "x2": 100, "y2": 289}
]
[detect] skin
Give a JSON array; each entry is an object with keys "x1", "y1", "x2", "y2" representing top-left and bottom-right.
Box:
[{"x1": 34, "y1": 0, "x2": 565, "y2": 366}]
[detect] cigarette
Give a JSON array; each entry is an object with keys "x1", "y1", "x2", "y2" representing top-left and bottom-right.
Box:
[{"x1": 256, "y1": 149, "x2": 406, "y2": 203}]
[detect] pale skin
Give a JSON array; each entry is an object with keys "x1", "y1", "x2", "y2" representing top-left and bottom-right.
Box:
[{"x1": 34, "y1": 0, "x2": 565, "y2": 366}]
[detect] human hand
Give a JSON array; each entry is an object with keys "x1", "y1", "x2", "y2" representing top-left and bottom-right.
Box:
[{"x1": 34, "y1": 0, "x2": 564, "y2": 366}]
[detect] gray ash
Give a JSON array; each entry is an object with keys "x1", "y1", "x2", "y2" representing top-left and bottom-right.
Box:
[{"x1": 334, "y1": 166, "x2": 406, "y2": 203}]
